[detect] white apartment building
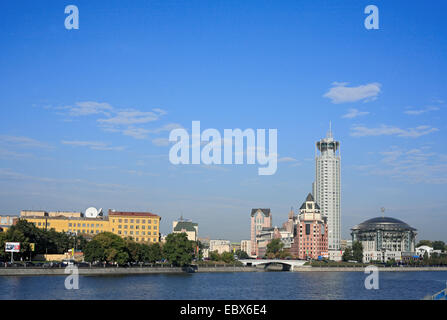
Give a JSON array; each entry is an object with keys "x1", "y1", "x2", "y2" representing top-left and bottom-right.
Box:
[{"x1": 315, "y1": 124, "x2": 341, "y2": 253}]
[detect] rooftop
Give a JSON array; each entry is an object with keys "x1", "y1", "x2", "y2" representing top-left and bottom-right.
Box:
[
  {"x1": 351, "y1": 216, "x2": 417, "y2": 232},
  {"x1": 108, "y1": 210, "x2": 160, "y2": 218}
]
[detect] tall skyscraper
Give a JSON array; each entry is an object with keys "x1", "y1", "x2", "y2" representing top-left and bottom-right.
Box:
[{"x1": 315, "y1": 123, "x2": 341, "y2": 254}]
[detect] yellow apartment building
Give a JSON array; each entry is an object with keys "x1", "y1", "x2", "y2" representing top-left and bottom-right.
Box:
[
  {"x1": 20, "y1": 209, "x2": 161, "y2": 244},
  {"x1": 108, "y1": 210, "x2": 161, "y2": 243}
]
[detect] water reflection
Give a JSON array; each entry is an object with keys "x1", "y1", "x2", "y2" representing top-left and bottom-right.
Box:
[{"x1": 0, "y1": 272, "x2": 446, "y2": 300}]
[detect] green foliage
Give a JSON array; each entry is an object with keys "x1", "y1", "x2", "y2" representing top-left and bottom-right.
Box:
[
  {"x1": 342, "y1": 247, "x2": 353, "y2": 262},
  {"x1": 235, "y1": 249, "x2": 249, "y2": 259},
  {"x1": 220, "y1": 252, "x2": 235, "y2": 263},
  {"x1": 432, "y1": 241, "x2": 445, "y2": 251},
  {"x1": 209, "y1": 250, "x2": 221, "y2": 261},
  {"x1": 266, "y1": 239, "x2": 284, "y2": 258},
  {"x1": 162, "y1": 233, "x2": 195, "y2": 267},
  {"x1": 83, "y1": 239, "x2": 105, "y2": 262},
  {"x1": 352, "y1": 241, "x2": 363, "y2": 263},
  {"x1": 417, "y1": 240, "x2": 432, "y2": 247},
  {"x1": 0, "y1": 219, "x2": 83, "y2": 261},
  {"x1": 84, "y1": 232, "x2": 129, "y2": 265}
]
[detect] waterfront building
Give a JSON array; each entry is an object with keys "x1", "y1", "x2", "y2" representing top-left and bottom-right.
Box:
[
  {"x1": 351, "y1": 217, "x2": 417, "y2": 263},
  {"x1": 250, "y1": 208, "x2": 272, "y2": 256},
  {"x1": 20, "y1": 209, "x2": 161, "y2": 244},
  {"x1": 314, "y1": 124, "x2": 341, "y2": 255},
  {"x1": 0, "y1": 215, "x2": 18, "y2": 232},
  {"x1": 209, "y1": 240, "x2": 231, "y2": 254},
  {"x1": 109, "y1": 210, "x2": 161, "y2": 243},
  {"x1": 341, "y1": 239, "x2": 353, "y2": 250},
  {"x1": 255, "y1": 226, "x2": 294, "y2": 258},
  {"x1": 172, "y1": 217, "x2": 198, "y2": 241},
  {"x1": 231, "y1": 242, "x2": 241, "y2": 253},
  {"x1": 416, "y1": 246, "x2": 441, "y2": 258},
  {"x1": 240, "y1": 240, "x2": 252, "y2": 256},
  {"x1": 293, "y1": 193, "x2": 329, "y2": 260}
]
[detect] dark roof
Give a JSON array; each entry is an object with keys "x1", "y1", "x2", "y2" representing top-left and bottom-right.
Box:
[
  {"x1": 299, "y1": 193, "x2": 320, "y2": 210},
  {"x1": 306, "y1": 193, "x2": 314, "y2": 202},
  {"x1": 250, "y1": 209, "x2": 271, "y2": 217},
  {"x1": 174, "y1": 221, "x2": 198, "y2": 232},
  {"x1": 351, "y1": 217, "x2": 417, "y2": 232}
]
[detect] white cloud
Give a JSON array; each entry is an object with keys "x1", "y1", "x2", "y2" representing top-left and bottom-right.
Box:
[
  {"x1": 152, "y1": 138, "x2": 170, "y2": 146},
  {"x1": 355, "y1": 146, "x2": 447, "y2": 184},
  {"x1": 342, "y1": 108, "x2": 370, "y2": 119},
  {"x1": 351, "y1": 124, "x2": 439, "y2": 138},
  {"x1": 0, "y1": 135, "x2": 52, "y2": 149},
  {"x1": 61, "y1": 140, "x2": 125, "y2": 151},
  {"x1": 98, "y1": 110, "x2": 160, "y2": 125},
  {"x1": 67, "y1": 101, "x2": 113, "y2": 117},
  {"x1": 404, "y1": 106, "x2": 439, "y2": 115},
  {"x1": 278, "y1": 157, "x2": 298, "y2": 163},
  {"x1": 324, "y1": 82, "x2": 381, "y2": 104},
  {"x1": 122, "y1": 127, "x2": 150, "y2": 140}
]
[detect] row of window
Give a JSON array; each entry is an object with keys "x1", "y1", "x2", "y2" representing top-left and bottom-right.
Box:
[
  {"x1": 112, "y1": 219, "x2": 157, "y2": 224},
  {"x1": 117, "y1": 225, "x2": 157, "y2": 230},
  {"x1": 117, "y1": 230, "x2": 158, "y2": 236}
]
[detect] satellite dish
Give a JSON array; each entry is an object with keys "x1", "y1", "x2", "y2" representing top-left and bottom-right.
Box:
[{"x1": 85, "y1": 207, "x2": 99, "y2": 218}]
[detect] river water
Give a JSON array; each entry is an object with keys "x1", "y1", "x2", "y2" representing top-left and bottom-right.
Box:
[{"x1": 0, "y1": 271, "x2": 446, "y2": 300}]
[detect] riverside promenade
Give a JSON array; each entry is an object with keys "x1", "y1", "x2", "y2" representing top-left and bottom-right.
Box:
[
  {"x1": 1, "y1": 265, "x2": 447, "y2": 276},
  {"x1": 0, "y1": 265, "x2": 259, "y2": 276}
]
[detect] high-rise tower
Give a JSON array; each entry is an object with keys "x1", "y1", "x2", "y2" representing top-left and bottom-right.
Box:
[{"x1": 315, "y1": 123, "x2": 341, "y2": 254}]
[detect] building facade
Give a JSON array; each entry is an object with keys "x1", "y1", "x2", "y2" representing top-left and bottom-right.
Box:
[
  {"x1": 209, "y1": 240, "x2": 231, "y2": 254},
  {"x1": 240, "y1": 240, "x2": 252, "y2": 256},
  {"x1": 172, "y1": 218, "x2": 198, "y2": 241},
  {"x1": 250, "y1": 208, "x2": 272, "y2": 256},
  {"x1": 0, "y1": 215, "x2": 17, "y2": 232},
  {"x1": 20, "y1": 209, "x2": 161, "y2": 244},
  {"x1": 294, "y1": 193, "x2": 329, "y2": 260},
  {"x1": 351, "y1": 217, "x2": 417, "y2": 263},
  {"x1": 108, "y1": 210, "x2": 161, "y2": 243},
  {"x1": 315, "y1": 125, "x2": 341, "y2": 253}
]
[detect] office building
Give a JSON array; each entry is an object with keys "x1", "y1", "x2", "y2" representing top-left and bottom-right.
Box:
[{"x1": 315, "y1": 124, "x2": 341, "y2": 254}]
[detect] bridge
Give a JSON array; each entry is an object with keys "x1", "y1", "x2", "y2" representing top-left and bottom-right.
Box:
[{"x1": 239, "y1": 259, "x2": 307, "y2": 271}]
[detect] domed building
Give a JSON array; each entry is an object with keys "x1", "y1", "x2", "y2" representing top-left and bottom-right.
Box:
[{"x1": 351, "y1": 217, "x2": 417, "y2": 263}]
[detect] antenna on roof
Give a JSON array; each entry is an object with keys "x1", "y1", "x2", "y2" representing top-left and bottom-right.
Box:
[
  {"x1": 381, "y1": 207, "x2": 385, "y2": 218},
  {"x1": 327, "y1": 121, "x2": 333, "y2": 138}
]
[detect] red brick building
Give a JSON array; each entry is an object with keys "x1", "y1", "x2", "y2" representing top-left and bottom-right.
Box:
[{"x1": 293, "y1": 194, "x2": 328, "y2": 260}]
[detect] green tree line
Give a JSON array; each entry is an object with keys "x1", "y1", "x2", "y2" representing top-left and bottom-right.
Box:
[{"x1": 0, "y1": 220, "x2": 87, "y2": 261}]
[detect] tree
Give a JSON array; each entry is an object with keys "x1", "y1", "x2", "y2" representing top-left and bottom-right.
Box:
[
  {"x1": 235, "y1": 249, "x2": 249, "y2": 259},
  {"x1": 266, "y1": 239, "x2": 284, "y2": 258},
  {"x1": 220, "y1": 252, "x2": 235, "y2": 263},
  {"x1": 140, "y1": 243, "x2": 162, "y2": 263},
  {"x1": 84, "y1": 232, "x2": 129, "y2": 265},
  {"x1": 162, "y1": 233, "x2": 195, "y2": 267},
  {"x1": 342, "y1": 247, "x2": 353, "y2": 262},
  {"x1": 416, "y1": 240, "x2": 432, "y2": 248},
  {"x1": 209, "y1": 250, "x2": 220, "y2": 261},
  {"x1": 84, "y1": 240, "x2": 105, "y2": 263},
  {"x1": 432, "y1": 241, "x2": 445, "y2": 251},
  {"x1": 352, "y1": 241, "x2": 363, "y2": 263}
]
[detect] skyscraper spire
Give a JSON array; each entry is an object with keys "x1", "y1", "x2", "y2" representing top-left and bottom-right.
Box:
[{"x1": 327, "y1": 121, "x2": 333, "y2": 139}]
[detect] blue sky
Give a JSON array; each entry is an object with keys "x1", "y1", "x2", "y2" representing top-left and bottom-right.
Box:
[{"x1": 1, "y1": 0, "x2": 446, "y2": 242}]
